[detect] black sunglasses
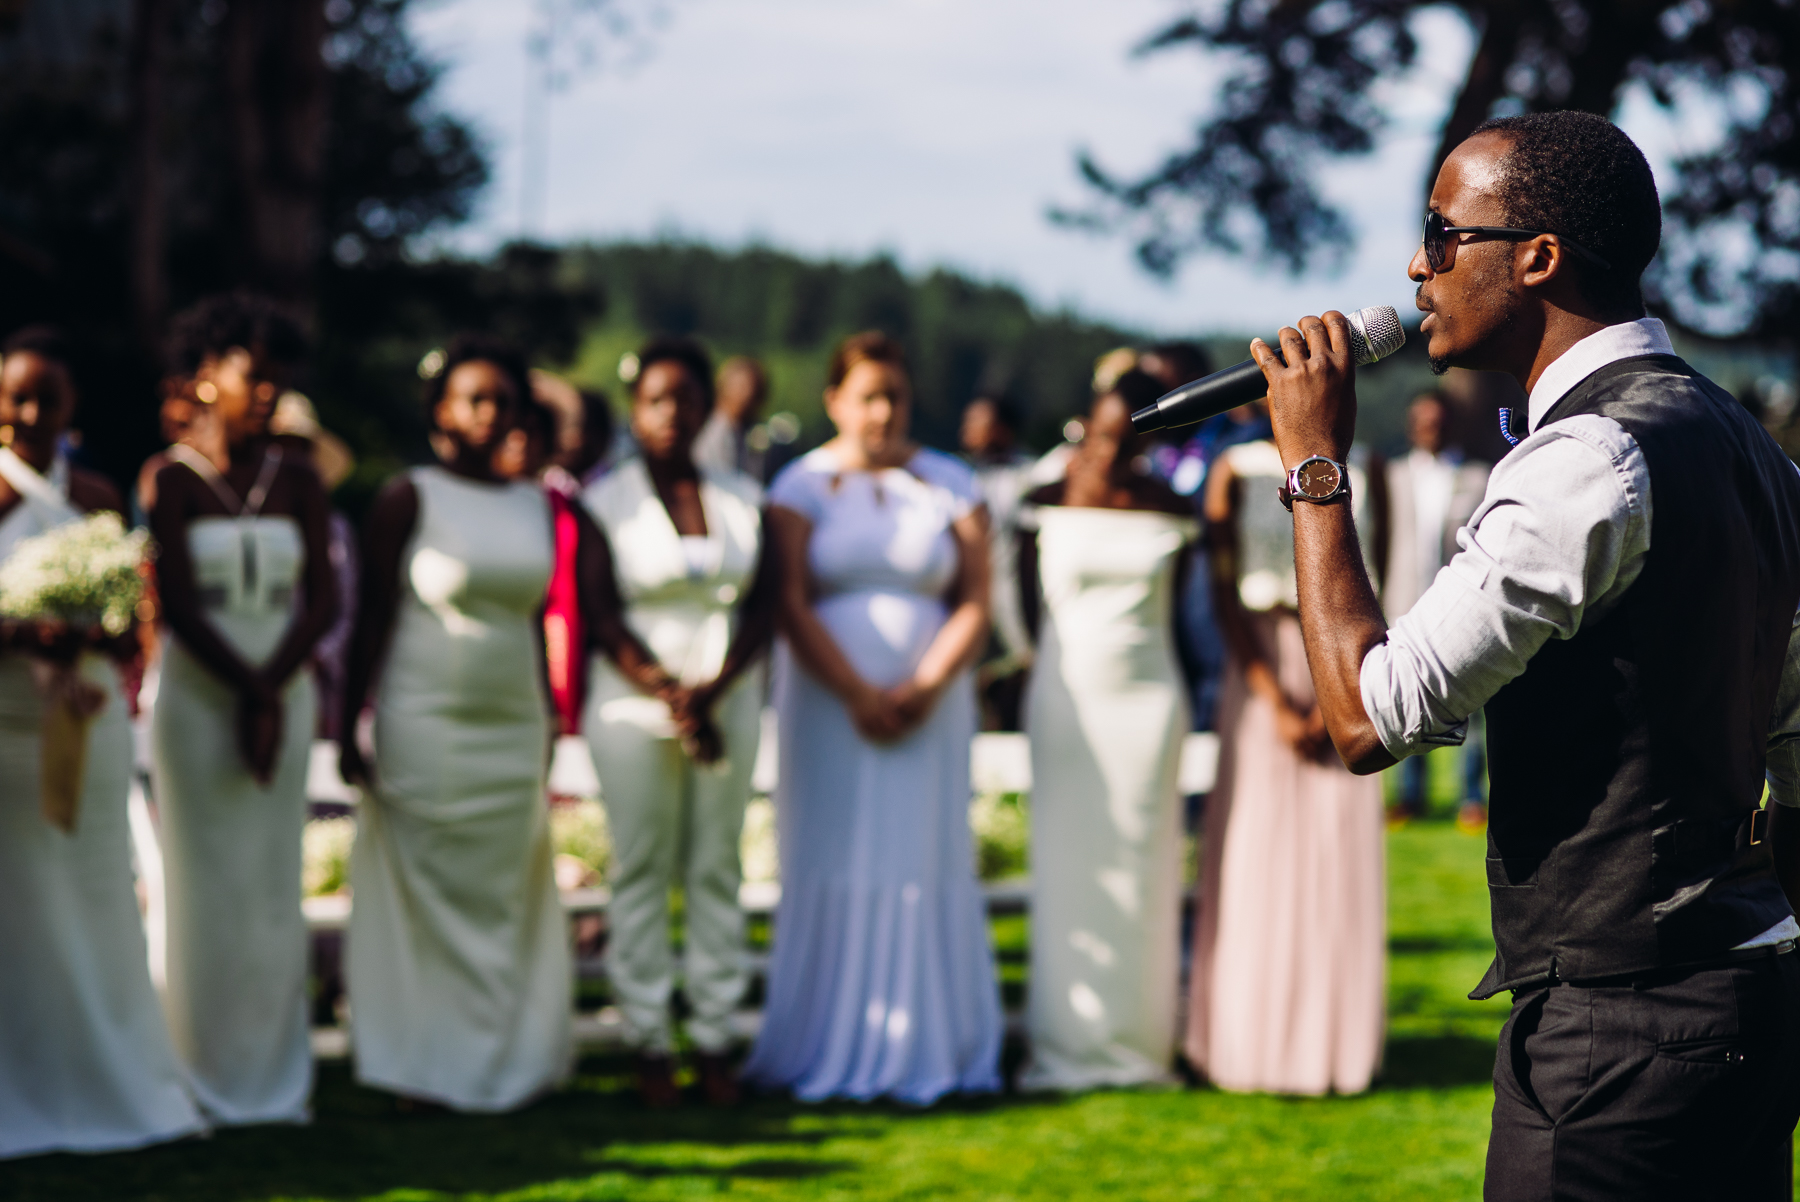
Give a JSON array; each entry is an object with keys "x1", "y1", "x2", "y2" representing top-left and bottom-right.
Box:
[{"x1": 1422, "y1": 211, "x2": 1611, "y2": 273}]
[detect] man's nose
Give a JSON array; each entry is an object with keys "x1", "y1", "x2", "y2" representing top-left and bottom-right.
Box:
[{"x1": 1408, "y1": 246, "x2": 1430, "y2": 283}]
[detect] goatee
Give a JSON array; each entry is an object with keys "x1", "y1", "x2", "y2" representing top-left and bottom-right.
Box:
[{"x1": 1429, "y1": 355, "x2": 1451, "y2": 376}]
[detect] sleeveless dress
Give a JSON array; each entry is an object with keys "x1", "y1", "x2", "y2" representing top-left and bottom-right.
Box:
[
  {"x1": 1187, "y1": 439, "x2": 1386, "y2": 1095},
  {"x1": 0, "y1": 450, "x2": 203, "y2": 1159},
  {"x1": 743, "y1": 447, "x2": 1002, "y2": 1104},
  {"x1": 580, "y1": 459, "x2": 764, "y2": 1054},
  {"x1": 152, "y1": 447, "x2": 317, "y2": 1124},
  {"x1": 1019, "y1": 505, "x2": 1196, "y2": 1091},
  {"x1": 346, "y1": 466, "x2": 572, "y2": 1111}
]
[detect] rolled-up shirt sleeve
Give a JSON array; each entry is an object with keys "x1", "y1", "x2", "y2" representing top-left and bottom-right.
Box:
[{"x1": 1360, "y1": 415, "x2": 1652, "y2": 759}]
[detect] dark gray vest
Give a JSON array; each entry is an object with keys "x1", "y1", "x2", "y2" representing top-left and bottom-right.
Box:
[{"x1": 1475, "y1": 354, "x2": 1800, "y2": 998}]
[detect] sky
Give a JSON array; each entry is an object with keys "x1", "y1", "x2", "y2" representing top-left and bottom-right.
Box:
[{"x1": 406, "y1": 0, "x2": 1714, "y2": 337}]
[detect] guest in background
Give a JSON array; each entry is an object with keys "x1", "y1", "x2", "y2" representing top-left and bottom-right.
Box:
[
  {"x1": 1016, "y1": 370, "x2": 1196, "y2": 1091},
  {"x1": 269, "y1": 391, "x2": 357, "y2": 740},
  {"x1": 1185, "y1": 416, "x2": 1386, "y2": 1096},
  {"x1": 134, "y1": 376, "x2": 224, "y2": 522},
  {"x1": 338, "y1": 333, "x2": 571, "y2": 1112},
  {"x1": 960, "y1": 392, "x2": 1033, "y2": 730},
  {"x1": 1381, "y1": 392, "x2": 1490, "y2": 824},
  {"x1": 694, "y1": 355, "x2": 769, "y2": 481},
  {"x1": 743, "y1": 331, "x2": 1001, "y2": 1104},
  {"x1": 150, "y1": 293, "x2": 338, "y2": 1125},
  {"x1": 580, "y1": 335, "x2": 774, "y2": 1107},
  {"x1": 0, "y1": 326, "x2": 204, "y2": 1158}
]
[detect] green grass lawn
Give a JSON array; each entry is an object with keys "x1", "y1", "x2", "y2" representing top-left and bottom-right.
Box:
[{"x1": 0, "y1": 810, "x2": 1523, "y2": 1202}]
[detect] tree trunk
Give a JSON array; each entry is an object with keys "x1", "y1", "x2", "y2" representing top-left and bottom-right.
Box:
[
  {"x1": 1429, "y1": 1, "x2": 1529, "y2": 187},
  {"x1": 127, "y1": 0, "x2": 171, "y2": 355},
  {"x1": 219, "y1": 0, "x2": 329, "y2": 318}
]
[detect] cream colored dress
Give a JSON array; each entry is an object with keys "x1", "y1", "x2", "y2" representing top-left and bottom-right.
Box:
[
  {"x1": 0, "y1": 450, "x2": 202, "y2": 1158},
  {"x1": 347, "y1": 466, "x2": 571, "y2": 1111},
  {"x1": 1186, "y1": 439, "x2": 1386, "y2": 1095},
  {"x1": 153, "y1": 448, "x2": 317, "y2": 1125},
  {"x1": 580, "y1": 459, "x2": 764, "y2": 1054},
  {"x1": 1020, "y1": 505, "x2": 1195, "y2": 1092}
]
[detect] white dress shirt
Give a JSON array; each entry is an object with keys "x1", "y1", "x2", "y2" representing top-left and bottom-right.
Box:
[{"x1": 1356, "y1": 316, "x2": 1800, "y2": 947}]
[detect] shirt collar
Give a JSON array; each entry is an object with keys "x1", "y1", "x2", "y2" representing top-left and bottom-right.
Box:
[{"x1": 1527, "y1": 317, "x2": 1673, "y2": 432}]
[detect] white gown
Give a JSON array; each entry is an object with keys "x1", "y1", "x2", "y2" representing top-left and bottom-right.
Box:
[
  {"x1": 153, "y1": 450, "x2": 316, "y2": 1125},
  {"x1": 0, "y1": 450, "x2": 202, "y2": 1159},
  {"x1": 1019, "y1": 505, "x2": 1195, "y2": 1091},
  {"x1": 743, "y1": 447, "x2": 1002, "y2": 1104},
  {"x1": 580, "y1": 459, "x2": 764, "y2": 1055},
  {"x1": 347, "y1": 466, "x2": 572, "y2": 1111}
]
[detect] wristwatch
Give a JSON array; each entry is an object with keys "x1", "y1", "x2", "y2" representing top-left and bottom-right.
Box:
[{"x1": 1278, "y1": 455, "x2": 1351, "y2": 512}]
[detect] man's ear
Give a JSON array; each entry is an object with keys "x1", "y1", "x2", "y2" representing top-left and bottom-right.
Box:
[{"x1": 1519, "y1": 236, "x2": 1569, "y2": 290}]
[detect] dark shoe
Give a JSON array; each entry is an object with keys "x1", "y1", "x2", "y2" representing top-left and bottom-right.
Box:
[
  {"x1": 635, "y1": 1054, "x2": 681, "y2": 1109},
  {"x1": 696, "y1": 1052, "x2": 740, "y2": 1107}
]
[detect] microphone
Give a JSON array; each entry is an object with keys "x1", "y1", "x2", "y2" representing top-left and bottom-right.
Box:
[{"x1": 1130, "y1": 305, "x2": 1406, "y2": 434}]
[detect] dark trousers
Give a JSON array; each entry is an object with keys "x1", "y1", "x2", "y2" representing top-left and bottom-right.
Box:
[{"x1": 1486, "y1": 952, "x2": 1800, "y2": 1200}]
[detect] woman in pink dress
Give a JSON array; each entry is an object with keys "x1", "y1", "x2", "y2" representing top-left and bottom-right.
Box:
[{"x1": 1186, "y1": 428, "x2": 1387, "y2": 1095}]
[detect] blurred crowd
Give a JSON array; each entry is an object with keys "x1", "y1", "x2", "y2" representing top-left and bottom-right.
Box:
[{"x1": 0, "y1": 292, "x2": 1496, "y2": 1160}]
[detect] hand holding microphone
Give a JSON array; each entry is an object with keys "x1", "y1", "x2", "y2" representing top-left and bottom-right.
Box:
[
  {"x1": 1129, "y1": 305, "x2": 1405, "y2": 435},
  {"x1": 1251, "y1": 309, "x2": 1387, "y2": 475}
]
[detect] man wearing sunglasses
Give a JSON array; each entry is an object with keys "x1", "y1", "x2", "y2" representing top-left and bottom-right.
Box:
[{"x1": 1253, "y1": 110, "x2": 1800, "y2": 1199}]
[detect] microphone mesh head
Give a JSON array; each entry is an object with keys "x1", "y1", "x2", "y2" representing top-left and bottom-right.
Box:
[{"x1": 1348, "y1": 305, "x2": 1405, "y2": 366}]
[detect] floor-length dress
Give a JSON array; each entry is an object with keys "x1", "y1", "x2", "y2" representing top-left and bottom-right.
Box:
[
  {"x1": 153, "y1": 448, "x2": 317, "y2": 1125},
  {"x1": 1020, "y1": 506, "x2": 1195, "y2": 1091},
  {"x1": 581, "y1": 458, "x2": 764, "y2": 1054},
  {"x1": 0, "y1": 450, "x2": 203, "y2": 1158},
  {"x1": 742, "y1": 447, "x2": 1002, "y2": 1104},
  {"x1": 1186, "y1": 439, "x2": 1386, "y2": 1095},
  {"x1": 347, "y1": 466, "x2": 571, "y2": 1111}
]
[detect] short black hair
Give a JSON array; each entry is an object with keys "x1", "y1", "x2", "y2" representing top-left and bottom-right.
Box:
[
  {"x1": 168, "y1": 291, "x2": 308, "y2": 375},
  {"x1": 1470, "y1": 111, "x2": 1661, "y2": 318},
  {"x1": 3, "y1": 323, "x2": 75, "y2": 367},
  {"x1": 1105, "y1": 368, "x2": 1165, "y2": 415},
  {"x1": 423, "y1": 331, "x2": 532, "y2": 418},
  {"x1": 634, "y1": 335, "x2": 714, "y2": 407},
  {"x1": 1, "y1": 324, "x2": 81, "y2": 400},
  {"x1": 967, "y1": 392, "x2": 1024, "y2": 433}
]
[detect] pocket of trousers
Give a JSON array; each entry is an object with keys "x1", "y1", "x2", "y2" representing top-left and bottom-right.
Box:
[{"x1": 1653, "y1": 1036, "x2": 1747, "y2": 1066}]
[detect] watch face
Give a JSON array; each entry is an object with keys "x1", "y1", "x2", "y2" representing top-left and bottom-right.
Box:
[{"x1": 1295, "y1": 457, "x2": 1343, "y2": 500}]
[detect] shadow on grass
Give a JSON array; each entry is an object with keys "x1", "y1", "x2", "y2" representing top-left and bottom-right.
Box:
[
  {"x1": 1377, "y1": 1034, "x2": 1497, "y2": 1089},
  {"x1": 0, "y1": 1056, "x2": 1077, "y2": 1202}
]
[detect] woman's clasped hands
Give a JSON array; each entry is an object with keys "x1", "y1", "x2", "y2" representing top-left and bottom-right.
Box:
[{"x1": 844, "y1": 674, "x2": 944, "y2": 744}]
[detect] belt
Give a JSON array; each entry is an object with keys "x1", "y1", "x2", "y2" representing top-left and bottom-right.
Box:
[{"x1": 1561, "y1": 939, "x2": 1796, "y2": 990}]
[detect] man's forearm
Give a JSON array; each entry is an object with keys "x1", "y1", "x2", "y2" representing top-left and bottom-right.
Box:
[{"x1": 1291, "y1": 500, "x2": 1395, "y2": 774}]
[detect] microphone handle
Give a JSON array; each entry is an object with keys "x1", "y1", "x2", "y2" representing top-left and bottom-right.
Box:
[{"x1": 1129, "y1": 357, "x2": 1274, "y2": 435}]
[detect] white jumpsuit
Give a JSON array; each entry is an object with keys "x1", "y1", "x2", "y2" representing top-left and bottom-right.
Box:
[{"x1": 580, "y1": 459, "x2": 764, "y2": 1054}]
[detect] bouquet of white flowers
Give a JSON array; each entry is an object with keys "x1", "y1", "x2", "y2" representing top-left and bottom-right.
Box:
[
  {"x1": 0, "y1": 511, "x2": 149, "y2": 635},
  {"x1": 0, "y1": 512, "x2": 150, "y2": 831}
]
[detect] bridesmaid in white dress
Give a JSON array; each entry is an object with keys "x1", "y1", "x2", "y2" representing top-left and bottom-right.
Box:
[
  {"x1": 1016, "y1": 373, "x2": 1197, "y2": 1092},
  {"x1": 580, "y1": 337, "x2": 774, "y2": 1108},
  {"x1": 150, "y1": 296, "x2": 338, "y2": 1126},
  {"x1": 338, "y1": 334, "x2": 572, "y2": 1112},
  {"x1": 0, "y1": 328, "x2": 202, "y2": 1158},
  {"x1": 742, "y1": 331, "x2": 1001, "y2": 1105}
]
